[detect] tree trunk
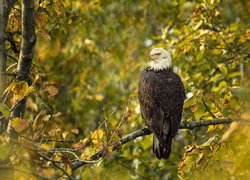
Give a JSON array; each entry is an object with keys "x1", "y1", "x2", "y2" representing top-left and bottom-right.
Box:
[
  {"x1": 0, "y1": 1, "x2": 6, "y2": 98},
  {"x1": 7, "y1": 0, "x2": 36, "y2": 139},
  {"x1": 0, "y1": 0, "x2": 17, "y2": 100}
]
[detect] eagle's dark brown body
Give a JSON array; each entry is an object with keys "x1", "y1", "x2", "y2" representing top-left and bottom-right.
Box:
[{"x1": 138, "y1": 68, "x2": 185, "y2": 159}]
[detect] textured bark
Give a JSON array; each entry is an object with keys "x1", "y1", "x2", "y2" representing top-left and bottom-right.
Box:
[
  {"x1": 0, "y1": 0, "x2": 17, "y2": 99},
  {"x1": 7, "y1": 0, "x2": 36, "y2": 139},
  {"x1": 0, "y1": 1, "x2": 6, "y2": 98},
  {"x1": 72, "y1": 118, "x2": 233, "y2": 170}
]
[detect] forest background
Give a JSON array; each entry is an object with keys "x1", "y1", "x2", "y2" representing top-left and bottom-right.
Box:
[{"x1": 0, "y1": 0, "x2": 249, "y2": 179}]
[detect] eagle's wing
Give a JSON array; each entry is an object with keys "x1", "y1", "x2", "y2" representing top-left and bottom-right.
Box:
[
  {"x1": 138, "y1": 70, "x2": 164, "y2": 136},
  {"x1": 155, "y1": 73, "x2": 185, "y2": 137},
  {"x1": 138, "y1": 70, "x2": 185, "y2": 159}
]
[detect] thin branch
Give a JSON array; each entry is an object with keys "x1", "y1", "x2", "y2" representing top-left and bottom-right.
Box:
[
  {"x1": 179, "y1": 118, "x2": 233, "y2": 129},
  {"x1": 37, "y1": 147, "x2": 103, "y2": 164},
  {"x1": 5, "y1": 31, "x2": 20, "y2": 53},
  {"x1": 6, "y1": 62, "x2": 17, "y2": 71},
  {"x1": 1, "y1": 72, "x2": 17, "y2": 76},
  {"x1": 35, "y1": 138, "x2": 74, "y2": 143},
  {"x1": 202, "y1": 98, "x2": 218, "y2": 119},
  {"x1": 108, "y1": 105, "x2": 127, "y2": 144},
  {"x1": 71, "y1": 118, "x2": 233, "y2": 170},
  {"x1": 52, "y1": 162, "x2": 75, "y2": 180},
  {"x1": 7, "y1": 54, "x2": 18, "y2": 62}
]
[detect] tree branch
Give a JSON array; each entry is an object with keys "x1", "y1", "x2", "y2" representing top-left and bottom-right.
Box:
[
  {"x1": 71, "y1": 118, "x2": 233, "y2": 170},
  {"x1": 7, "y1": 0, "x2": 36, "y2": 139}
]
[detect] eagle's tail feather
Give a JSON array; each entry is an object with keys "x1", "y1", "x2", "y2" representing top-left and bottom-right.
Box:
[{"x1": 153, "y1": 135, "x2": 172, "y2": 160}]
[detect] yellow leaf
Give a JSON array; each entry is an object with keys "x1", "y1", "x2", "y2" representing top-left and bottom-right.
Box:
[
  {"x1": 52, "y1": 154, "x2": 62, "y2": 162},
  {"x1": 218, "y1": 64, "x2": 228, "y2": 74},
  {"x1": 41, "y1": 168, "x2": 55, "y2": 177},
  {"x1": 40, "y1": 142, "x2": 55, "y2": 150},
  {"x1": 95, "y1": 94, "x2": 104, "y2": 101},
  {"x1": 91, "y1": 129, "x2": 104, "y2": 144},
  {"x1": 74, "y1": 137, "x2": 90, "y2": 150},
  {"x1": 211, "y1": 49, "x2": 222, "y2": 55},
  {"x1": 9, "y1": 81, "x2": 31, "y2": 104},
  {"x1": 215, "y1": 9, "x2": 220, "y2": 16},
  {"x1": 183, "y1": 44, "x2": 192, "y2": 53},
  {"x1": 208, "y1": 74, "x2": 222, "y2": 83},
  {"x1": 26, "y1": 97, "x2": 38, "y2": 112},
  {"x1": 70, "y1": 128, "x2": 79, "y2": 135},
  {"x1": 212, "y1": 81, "x2": 227, "y2": 92},
  {"x1": 193, "y1": 20, "x2": 203, "y2": 30},
  {"x1": 39, "y1": 143, "x2": 51, "y2": 150},
  {"x1": 228, "y1": 72, "x2": 240, "y2": 78},
  {"x1": 211, "y1": 33, "x2": 217, "y2": 40},
  {"x1": 84, "y1": 38, "x2": 96, "y2": 52},
  {"x1": 55, "y1": 0, "x2": 65, "y2": 15},
  {"x1": 52, "y1": 112, "x2": 62, "y2": 117},
  {"x1": 207, "y1": 125, "x2": 216, "y2": 132},
  {"x1": 62, "y1": 131, "x2": 69, "y2": 139},
  {"x1": 48, "y1": 128, "x2": 61, "y2": 136},
  {"x1": 72, "y1": 141, "x2": 85, "y2": 149},
  {"x1": 108, "y1": 146, "x2": 113, "y2": 153},
  {"x1": 66, "y1": 164, "x2": 72, "y2": 175},
  {"x1": 10, "y1": 81, "x2": 29, "y2": 95},
  {"x1": 10, "y1": 118, "x2": 29, "y2": 133}
]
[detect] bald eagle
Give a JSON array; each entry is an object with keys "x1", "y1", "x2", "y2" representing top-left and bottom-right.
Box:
[{"x1": 138, "y1": 48, "x2": 185, "y2": 160}]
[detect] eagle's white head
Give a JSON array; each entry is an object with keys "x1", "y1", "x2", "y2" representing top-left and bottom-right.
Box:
[{"x1": 148, "y1": 48, "x2": 172, "y2": 71}]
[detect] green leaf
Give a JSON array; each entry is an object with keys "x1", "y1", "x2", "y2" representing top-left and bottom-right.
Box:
[
  {"x1": 0, "y1": 103, "x2": 9, "y2": 118},
  {"x1": 0, "y1": 144, "x2": 9, "y2": 160}
]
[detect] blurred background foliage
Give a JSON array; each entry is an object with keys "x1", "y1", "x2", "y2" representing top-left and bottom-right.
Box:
[{"x1": 1, "y1": 0, "x2": 250, "y2": 179}]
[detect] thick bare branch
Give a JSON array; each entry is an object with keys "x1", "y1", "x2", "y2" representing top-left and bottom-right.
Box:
[
  {"x1": 7, "y1": 0, "x2": 36, "y2": 138},
  {"x1": 71, "y1": 118, "x2": 233, "y2": 170}
]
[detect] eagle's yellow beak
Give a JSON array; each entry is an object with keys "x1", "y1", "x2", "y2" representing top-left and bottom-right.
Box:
[{"x1": 149, "y1": 54, "x2": 159, "y2": 61}]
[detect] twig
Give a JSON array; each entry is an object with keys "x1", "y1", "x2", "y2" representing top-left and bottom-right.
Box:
[
  {"x1": 202, "y1": 98, "x2": 218, "y2": 119},
  {"x1": 1, "y1": 72, "x2": 17, "y2": 76},
  {"x1": 35, "y1": 138, "x2": 74, "y2": 143},
  {"x1": 7, "y1": 54, "x2": 18, "y2": 62},
  {"x1": 52, "y1": 162, "x2": 75, "y2": 180},
  {"x1": 6, "y1": 62, "x2": 17, "y2": 71},
  {"x1": 38, "y1": 148, "x2": 103, "y2": 164},
  {"x1": 108, "y1": 104, "x2": 127, "y2": 144}
]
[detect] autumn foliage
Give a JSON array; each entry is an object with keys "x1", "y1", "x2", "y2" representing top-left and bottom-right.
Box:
[{"x1": 0, "y1": 0, "x2": 250, "y2": 179}]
